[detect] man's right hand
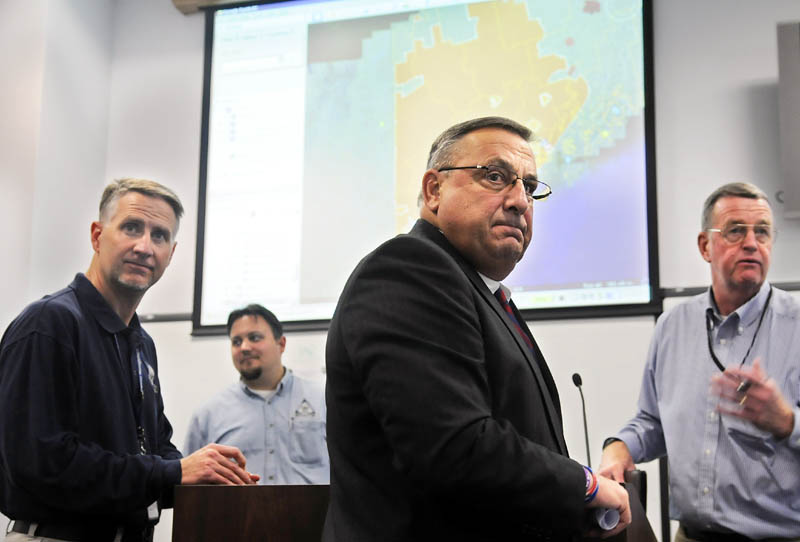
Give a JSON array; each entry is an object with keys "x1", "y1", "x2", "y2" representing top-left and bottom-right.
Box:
[
  {"x1": 180, "y1": 443, "x2": 259, "y2": 485},
  {"x1": 598, "y1": 440, "x2": 635, "y2": 483}
]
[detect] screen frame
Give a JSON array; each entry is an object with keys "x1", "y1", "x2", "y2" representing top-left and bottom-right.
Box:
[{"x1": 191, "y1": 0, "x2": 661, "y2": 335}]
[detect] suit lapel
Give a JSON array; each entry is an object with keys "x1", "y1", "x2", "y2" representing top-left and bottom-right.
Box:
[
  {"x1": 474, "y1": 278, "x2": 568, "y2": 455},
  {"x1": 409, "y1": 220, "x2": 568, "y2": 455},
  {"x1": 507, "y1": 299, "x2": 566, "y2": 442}
]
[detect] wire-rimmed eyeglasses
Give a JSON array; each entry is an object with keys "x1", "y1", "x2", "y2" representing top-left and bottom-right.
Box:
[
  {"x1": 437, "y1": 164, "x2": 552, "y2": 201},
  {"x1": 707, "y1": 223, "x2": 777, "y2": 245}
]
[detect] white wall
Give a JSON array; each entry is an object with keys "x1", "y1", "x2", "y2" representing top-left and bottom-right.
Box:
[
  {"x1": 654, "y1": 0, "x2": 800, "y2": 288},
  {"x1": 5, "y1": 1, "x2": 800, "y2": 541},
  {"x1": 104, "y1": 0, "x2": 205, "y2": 316},
  {"x1": 0, "y1": 0, "x2": 46, "y2": 331},
  {"x1": 27, "y1": 0, "x2": 115, "y2": 300},
  {"x1": 0, "y1": 0, "x2": 48, "y2": 531}
]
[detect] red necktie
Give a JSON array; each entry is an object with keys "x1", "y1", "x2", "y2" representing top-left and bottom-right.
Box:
[{"x1": 494, "y1": 288, "x2": 534, "y2": 352}]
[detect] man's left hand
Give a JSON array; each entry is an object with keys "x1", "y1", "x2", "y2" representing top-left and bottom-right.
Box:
[{"x1": 711, "y1": 358, "x2": 795, "y2": 439}]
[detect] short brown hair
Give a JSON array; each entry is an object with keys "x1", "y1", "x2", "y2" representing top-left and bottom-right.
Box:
[{"x1": 99, "y1": 178, "x2": 184, "y2": 232}]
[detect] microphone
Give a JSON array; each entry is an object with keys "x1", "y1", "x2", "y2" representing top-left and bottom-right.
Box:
[{"x1": 572, "y1": 372, "x2": 591, "y2": 467}]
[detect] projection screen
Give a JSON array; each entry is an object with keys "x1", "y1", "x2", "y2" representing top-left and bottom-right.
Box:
[{"x1": 193, "y1": 0, "x2": 658, "y2": 332}]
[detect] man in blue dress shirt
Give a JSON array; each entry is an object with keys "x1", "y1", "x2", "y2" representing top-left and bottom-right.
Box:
[
  {"x1": 601, "y1": 182, "x2": 800, "y2": 541},
  {"x1": 184, "y1": 304, "x2": 328, "y2": 485}
]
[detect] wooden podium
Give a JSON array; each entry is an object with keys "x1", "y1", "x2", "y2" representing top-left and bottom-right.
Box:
[
  {"x1": 173, "y1": 475, "x2": 654, "y2": 542},
  {"x1": 172, "y1": 485, "x2": 329, "y2": 542}
]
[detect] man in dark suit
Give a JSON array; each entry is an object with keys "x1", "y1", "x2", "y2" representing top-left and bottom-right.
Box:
[{"x1": 324, "y1": 117, "x2": 630, "y2": 541}]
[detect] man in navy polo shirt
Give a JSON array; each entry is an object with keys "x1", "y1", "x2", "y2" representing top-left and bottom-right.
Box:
[{"x1": 0, "y1": 178, "x2": 257, "y2": 542}]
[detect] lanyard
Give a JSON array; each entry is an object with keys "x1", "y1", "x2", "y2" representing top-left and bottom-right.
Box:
[
  {"x1": 113, "y1": 329, "x2": 161, "y2": 522},
  {"x1": 705, "y1": 286, "x2": 772, "y2": 373},
  {"x1": 113, "y1": 331, "x2": 148, "y2": 454}
]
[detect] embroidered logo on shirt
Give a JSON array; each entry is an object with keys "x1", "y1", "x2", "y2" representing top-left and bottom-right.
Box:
[
  {"x1": 145, "y1": 361, "x2": 158, "y2": 394},
  {"x1": 136, "y1": 350, "x2": 159, "y2": 395},
  {"x1": 295, "y1": 399, "x2": 315, "y2": 417}
]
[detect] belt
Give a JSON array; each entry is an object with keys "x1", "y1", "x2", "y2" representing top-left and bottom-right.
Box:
[
  {"x1": 11, "y1": 520, "x2": 153, "y2": 542},
  {"x1": 682, "y1": 524, "x2": 754, "y2": 542},
  {"x1": 680, "y1": 524, "x2": 800, "y2": 542}
]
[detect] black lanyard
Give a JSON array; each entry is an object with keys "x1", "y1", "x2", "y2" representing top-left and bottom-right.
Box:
[
  {"x1": 705, "y1": 286, "x2": 772, "y2": 372},
  {"x1": 113, "y1": 329, "x2": 148, "y2": 454}
]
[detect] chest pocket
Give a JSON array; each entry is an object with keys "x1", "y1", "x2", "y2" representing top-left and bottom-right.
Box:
[
  {"x1": 724, "y1": 416, "x2": 799, "y2": 509},
  {"x1": 289, "y1": 418, "x2": 326, "y2": 464}
]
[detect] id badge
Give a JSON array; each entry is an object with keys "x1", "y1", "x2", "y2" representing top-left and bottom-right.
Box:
[{"x1": 147, "y1": 501, "x2": 160, "y2": 521}]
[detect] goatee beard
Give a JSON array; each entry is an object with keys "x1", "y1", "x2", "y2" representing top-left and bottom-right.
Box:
[
  {"x1": 240, "y1": 367, "x2": 263, "y2": 381},
  {"x1": 112, "y1": 274, "x2": 151, "y2": 293}
]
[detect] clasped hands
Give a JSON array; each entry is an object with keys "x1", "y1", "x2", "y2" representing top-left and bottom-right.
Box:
[{"x1": 180, "y1": 443, "x2": 260, "y2": 485}]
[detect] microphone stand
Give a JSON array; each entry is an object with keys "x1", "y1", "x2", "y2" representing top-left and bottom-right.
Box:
[{"x1": 572, "y1": 373, "x2": 591, "y2": 467}]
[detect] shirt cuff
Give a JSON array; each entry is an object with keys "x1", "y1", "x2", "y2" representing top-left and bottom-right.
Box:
[
  {"x1": 785, "y1": 407, "x2": 800, "y2": 450},
  {"x1": 164, "y1": 458, "x2": 183, "y2": 486},
  {"x1": 614, "y1": 429, "x2": 643, "y2": 462}
]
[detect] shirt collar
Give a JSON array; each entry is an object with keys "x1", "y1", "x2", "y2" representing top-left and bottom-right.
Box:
[
  {"x1": 477, "y1": 272, "x2": 510, "y2": 299},
  {"x1": 707, "y1": 281, "x2": 772, "y2": 327},
  {"x1": 70, "y1": 273, "x2": 135, "y2": 335},
  {"x1": 428, "y1": 223, "x2": 510, "y2": 299},
  {"x1": 239, "y1": 367, "x2": 293, "y2": 398}
]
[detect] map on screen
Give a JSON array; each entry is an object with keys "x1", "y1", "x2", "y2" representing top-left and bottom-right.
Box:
[{"x1": 198, "y1": 0, "x2": 652, "y2": 327}]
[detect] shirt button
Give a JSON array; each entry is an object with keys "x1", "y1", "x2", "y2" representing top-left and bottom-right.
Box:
[
  {"x1": 719, "y1": 338, "x2": 726, "y2": 345},
  {"x1": 269, "y1": 449, "x2": 274, "y2": 454},
  {"x1": 704, "y1": 449, "x2": 711, "y2": 456},
  {"x1": 268, "y1": 475, "x2": 274, "y2": 480},
  {"x1": 709, "y1": 412, "x2": 716, "y2": 420},
  {"x1": 703, "y1": 487, "x2": 710, "y2": 495},
  {"x1": 269, "y1": 424, "x2": 274, "y2": 428},
  {"x1": 738, "y1": 326, "x2": 744, "y2": 334}
]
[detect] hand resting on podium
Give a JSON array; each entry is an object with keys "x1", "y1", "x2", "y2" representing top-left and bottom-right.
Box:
[
  {"x1": 584, "y1": 473, "x2": 632, "y2": 538},
  {"x1": 180, "y1": 443, "x2": 260, "y2": 485}
]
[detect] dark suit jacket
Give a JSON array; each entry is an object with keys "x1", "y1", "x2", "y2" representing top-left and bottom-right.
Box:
[{"x1": 324, "y1": 219, "x2": 586, "y2": 542}]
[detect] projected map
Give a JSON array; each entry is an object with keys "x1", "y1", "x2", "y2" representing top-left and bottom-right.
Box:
[
  {"x1": 200, "y1": 0, "x2": 651, "y2": 327},
  {"x1": 302, "y1": 0, "x2": 648, "y2": 307}
]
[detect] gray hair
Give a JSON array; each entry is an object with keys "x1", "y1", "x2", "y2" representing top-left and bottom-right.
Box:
[
  {"x1": 99, "y1": 178, "x2": 184, "y2": 232},
  {"x1": 418, "y1": 117, "x2": 534, "y2": 207},
  {"x1": 701, "y1": 182, "x2": 770, "y2": 230},
  {"x1": 426, "y1": 116, "x2": 533, "y2": 170}
]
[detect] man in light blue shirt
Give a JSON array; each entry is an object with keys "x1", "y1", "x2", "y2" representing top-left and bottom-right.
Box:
[
  {"x1": 185, "y1": 304, "x2": 328, "y2": 485},
  {"x1": 601, "y1": 183, "x2": 800, "y2": 541}
]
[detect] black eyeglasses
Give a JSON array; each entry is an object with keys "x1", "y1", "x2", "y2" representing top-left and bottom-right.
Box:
[{"x1": 437, "y1": 164, "x2": 552, "y2": 201}]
